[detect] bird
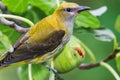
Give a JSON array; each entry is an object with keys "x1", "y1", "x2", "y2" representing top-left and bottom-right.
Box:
[{"x1": 0, "y1": 2, "x2": 90, "y2": 68}]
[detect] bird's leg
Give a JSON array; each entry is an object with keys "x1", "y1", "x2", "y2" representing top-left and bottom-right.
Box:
[{"x1": 42, "y1": 62, "x2": 64, "y2": 80}]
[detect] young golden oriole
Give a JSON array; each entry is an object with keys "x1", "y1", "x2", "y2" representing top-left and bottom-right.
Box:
[{"x1": 0, "y1": 2, "x2": 90, "y2": 68}]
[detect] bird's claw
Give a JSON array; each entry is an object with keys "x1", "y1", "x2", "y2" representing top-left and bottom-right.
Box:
[{"x1": 44, "y1": 64, "x2": 64, "y2": 80}]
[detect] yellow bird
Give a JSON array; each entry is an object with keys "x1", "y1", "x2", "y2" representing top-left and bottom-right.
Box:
[{"x1": 0, "y1": 2, "x2": 90, "y2": 68}]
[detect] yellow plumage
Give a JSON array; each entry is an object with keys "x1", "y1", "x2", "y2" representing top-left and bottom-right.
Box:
[
  {"x1": 0, "y1": 2, "x2": 90, "y2": 68},
  {"x1": 28, "y1": 15, "x2": 68, "y2": 43}
]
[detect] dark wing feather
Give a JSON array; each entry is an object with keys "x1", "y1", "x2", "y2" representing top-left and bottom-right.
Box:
[
  {"x1": 0, "y1": 30, "x2": 65, "y2": 66},
  {"x1": 13, "y1": 33, "x2": 29, "y2": 49}
]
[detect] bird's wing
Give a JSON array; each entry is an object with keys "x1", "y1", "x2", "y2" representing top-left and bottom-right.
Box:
[
  {"x1": 0, "y1": 31, "x2": 29, "y2": 61},
  {"x1": 0, "y1": 15, "x2": 66, "y2": 66},
  {"x1": 0, "y1": 30, "x2": 65, "y2": 66},
  {"x1": 13, "y1": 33, "x2": 29, "y2": 49}
]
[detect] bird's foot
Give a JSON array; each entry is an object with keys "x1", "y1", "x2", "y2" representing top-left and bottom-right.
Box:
[
  {"x1": 47, "y1": 66, "x2": 64, "y2": 80},
  {"x1": 42, "y1": 62, "x2": 64, "y2": 80}
]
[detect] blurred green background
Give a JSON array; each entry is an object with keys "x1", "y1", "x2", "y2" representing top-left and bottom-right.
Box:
[
  {"x1": 0, "y1": 0, "x2": 120, "y2": 80},
  {"x1": 63, "y1": 0, "x2": 120, "y2": 80}
]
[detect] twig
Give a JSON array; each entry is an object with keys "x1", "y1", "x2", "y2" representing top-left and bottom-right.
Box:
[
  {"x1": 0, "y1": 17, "x2": 29, "y2": 33},
  {"x1": 100, "y1": 62, "x2": 120, "y2": 80},
  {"x1": 28, "y1": 64, "x2": 33, "y2": 80},
  {"x1": 49, "y1": 59, "x2": 55, "y2": 80},
  {"x1": 0, "y1": 14, "x2": 34, "y2": 26},
  {"x1": 0, "y1": 1, "x2": 23, "y2": 26},
  {"x1": 0, "y1": 13, "x2": 35, "y2": 33},
  {"x1": 0, "y1": 1, "x2": 31, "y2": 33},
  {"x1": 79, "y1": 48, "x2": 120, "y2": 70}
]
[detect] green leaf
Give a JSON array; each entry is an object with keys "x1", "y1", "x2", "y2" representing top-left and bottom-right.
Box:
[
  {"x1": 29, "y1": 0, "x2": 57, "y2": 15},
  {"x1": 75, "y1": 11, "x2": 100, "y2": 28},
  {"x1": 115, "y1": 52, "x2": 120, "y2": 72},
  {"x1": 25, "y1": 7, "x2": 46, "y2": 23},
  {"x1": 0, "y1": 24, "x2": 21, "y2": 44},
  {"x1": 2, "y1": 0, "x2": 29, "y2": 14},
  {"x1": 18, "y1": 65, "x2": 29, "y2": 80},
  {"x1": 0, "y1": 31, "x2": 11, "y2": 54},
  {"x1": 18, "y1": 64, "x2": 49, "y2": 80},
  {"x1": 115, "y1": 15, "x2": 120, "y2": 33}
]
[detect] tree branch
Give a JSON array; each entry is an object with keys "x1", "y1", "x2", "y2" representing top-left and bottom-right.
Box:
[
  {"x1": 0, "y1": 1, "x2": 24, "y2": 26},
  {"x1": 0, "y1": 17, "x2": 29, "y2": 33},
  {"x1": 79, "y1": 48, "x2": 120, "y2": 70},
  {"x1": 0, "y1": 1, "x2": 33, "y2": 33}
]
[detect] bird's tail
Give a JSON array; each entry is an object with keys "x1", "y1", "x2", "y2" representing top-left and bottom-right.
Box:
[
  {"x1": 0, "y1": 51, "x2": 12, "y2": 69},
  {"x1": 0, "y1": 51, "x2": 26, "y2": 69},
  {"x1": 0, "y1": 64, "x2": 7, "y2": 69}
]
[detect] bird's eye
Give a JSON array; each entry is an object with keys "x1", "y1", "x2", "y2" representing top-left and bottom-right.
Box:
[{"x1": 65, "y1": 8, "x2": 73, "y2": 12}]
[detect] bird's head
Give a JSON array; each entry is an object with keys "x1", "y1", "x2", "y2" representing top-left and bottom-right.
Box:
[{"x1": 53, "y1": 2, "x2": 90, "y2": 21}]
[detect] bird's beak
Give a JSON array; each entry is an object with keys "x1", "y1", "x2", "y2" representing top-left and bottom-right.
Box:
[{"x1": 78, "y1": 6, "x2": 91, "y2": 13}]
